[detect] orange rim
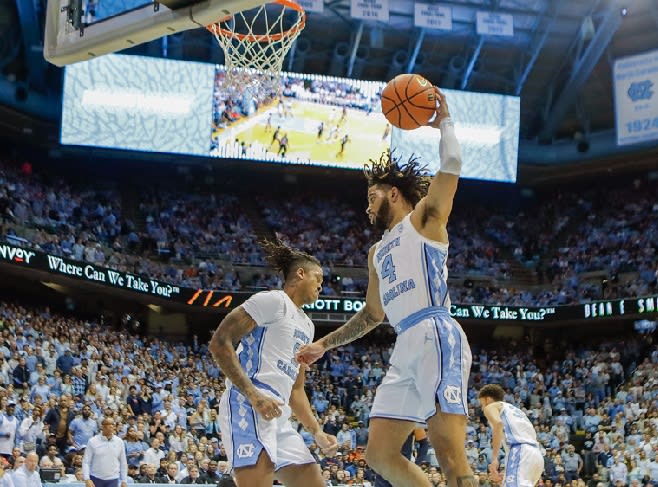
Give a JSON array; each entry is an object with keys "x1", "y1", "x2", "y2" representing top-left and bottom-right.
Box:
[{"x1": 206, "y1": 0, "x2": 306, "y2": 43}]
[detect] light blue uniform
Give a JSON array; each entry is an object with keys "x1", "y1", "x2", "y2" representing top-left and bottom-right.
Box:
[
  {"x1": 499, "y1": 402, "x2": 544, "y2": 487},
  {"x1": 370, "y1": 213, "x2": 472, "y2": 422},
  {"x1": 218, "y1": 290, "x2": 316, "y2": 470}
]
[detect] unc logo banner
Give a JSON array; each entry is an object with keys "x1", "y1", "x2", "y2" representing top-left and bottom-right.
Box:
[
  {"x1": 614, "y1": 48, "x2": 658, "y2": 146},
  {"x1": 628, "y1": 80, "x2": 654, "y2": 102}
]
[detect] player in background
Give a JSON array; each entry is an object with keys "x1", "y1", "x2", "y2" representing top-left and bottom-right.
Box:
[
  {"x1": 268, "y1": 126, "x2": 281, "y2": 151},
  {"x1": 382, "y1": 123, "x2": 391, "y2": 141},
  {"x1": 337, "y1": 134, "x2": 350, "y2": 157},
  {"x1": 478, "y1": 384, "x2": 544, "y2": 487},
  {"x1": 297, "y1": 88, "x2": 476, "y2": 487},
  {"x1": 209, "y1": 240, "x2": 337, "y2": 487},
  {"x1": 278, "y1": 134, "x2": 289, "y2": 157}
]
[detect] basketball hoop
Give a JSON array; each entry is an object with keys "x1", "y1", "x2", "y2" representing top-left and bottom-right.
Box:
[{"x1": 207, "y1": 0, "x2": 306, "y2": 96}]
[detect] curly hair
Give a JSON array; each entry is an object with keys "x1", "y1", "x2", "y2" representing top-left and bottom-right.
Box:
[
  {"x1": 363, "y1": 150, "x2": 430, "y2": 207},
  {"x1": 478, "y1": 384, "x2": 505, "y2": 402},
  {"x1": 260, "y1": 238, "x2": 321, "y2": 281}
]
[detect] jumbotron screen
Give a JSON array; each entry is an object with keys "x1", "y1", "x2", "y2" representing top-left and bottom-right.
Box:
[
  {"x1": 60, "y1": 54, "x2": 520, "y2": 181},
  {"x1": 391, "y1": 89, "x2": 520, "y2": 183}
]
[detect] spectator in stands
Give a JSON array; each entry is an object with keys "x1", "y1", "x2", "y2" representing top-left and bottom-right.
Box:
[
  {"x1": 17, "y1": 407, "x2": 44, "y2": 455},
  {"x1": 179, "y1": 466, "x2": 204, "y2": 485},
  {"x1": 56, "y1": 350, "x2": 75, "y2": 376},
  {"x1": 12, "y1": 452, "x2": 41, "y2": 487},
  {"x1": 137, "y1": 464, "x2": 158, "y2": 484},
  {"x1": 203, "y1": 461, "x2": 221, "y2": 483},
  {"x1": 39, "y1": 445, "x2": 65, "y2": 476},
  {"x1": 160, "y1": 463, "x2": 178, "y2": 484},
  {"x1": 68, "y1": 405, "x2": 98, "y2": 451},
  {"x1": 43, "y1": 396, "x2": 74, "y2": 454},
  {"x1": 563, "y1": 444, "x2": 583, "y2": 482},
  {"x1": 12, "y1": 360, "x2": 29, "y2": 394},
  {"x1": 142, "y1": 438, "x2": 165, "y2": 468},
  {"x1": 0, "y1": 402, "x2": 18, "y2": 460},
  {"x1": 0, "y1": 464, "x2": 14, "y2": 487}
]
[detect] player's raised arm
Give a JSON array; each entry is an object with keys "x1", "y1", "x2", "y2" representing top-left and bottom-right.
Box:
[
  {"x1": 296, "y1": 245, "x2": 385, "y2": 365},
  {"x1": 421, "y1": 87, "x2": 462, "y2": 226}
]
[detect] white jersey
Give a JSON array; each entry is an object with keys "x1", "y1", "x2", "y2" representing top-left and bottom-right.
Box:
[
  {"x1": 228, "y1": 290, "x2": 314, "y2": 402},
  {"x1": 374, "y1": 213, "x2": 450, "y2": 327},
  {"x1": 500, "y1": 402, "x2": 539, "y2": 449}
]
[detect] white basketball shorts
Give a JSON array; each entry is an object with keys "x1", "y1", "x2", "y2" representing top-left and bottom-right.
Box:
[
  {"x1": 504, "y1": 444, "x2": 544, "y2": 487},
  {"x1": 370, "y1": 314, "x2": 472, "y2": 422},
  {"x1": 218, "y1": 386, "x2": 315, "y2": 471}
]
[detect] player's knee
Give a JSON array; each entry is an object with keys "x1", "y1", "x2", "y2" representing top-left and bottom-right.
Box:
[
  {"x1": 364, "y1": 444, "x2": 389, "y2": 472},
  {"x1": 435, "y1": 447, "x2": 467, "y2": 476}
]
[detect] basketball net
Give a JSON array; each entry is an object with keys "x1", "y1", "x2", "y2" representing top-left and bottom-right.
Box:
[{"x1": 207, "y1": 0, "x2": 305, "y2": 97}]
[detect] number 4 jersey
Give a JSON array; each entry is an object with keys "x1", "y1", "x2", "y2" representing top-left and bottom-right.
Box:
[{"x1": 374, "y1": 213, "x2": 451, "y2": 328}]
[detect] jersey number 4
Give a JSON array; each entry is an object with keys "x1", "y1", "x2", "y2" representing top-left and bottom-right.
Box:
[{"x1": 381, "y1": 254, "x2": 397, "y2": 283}]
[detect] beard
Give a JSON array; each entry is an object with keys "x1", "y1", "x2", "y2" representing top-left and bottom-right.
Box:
[{"x1": 372, "y1": 199, "x2": 391, "y2": 232}]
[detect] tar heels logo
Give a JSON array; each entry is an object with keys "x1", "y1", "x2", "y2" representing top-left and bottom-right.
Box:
[
  {"x1": 237, "y1": 443, "x2": 255, "y2": 458},
  {"x1": 443, "y1": 385, "x2": 462, "y2": 404},
  {"x1": 627, "y1": 80, "x2": 654, "y2": 102}
]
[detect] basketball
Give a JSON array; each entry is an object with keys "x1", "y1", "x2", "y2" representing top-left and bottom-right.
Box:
[{"x1": 381, "y1": 74, "x2": 437, "y2": 130}]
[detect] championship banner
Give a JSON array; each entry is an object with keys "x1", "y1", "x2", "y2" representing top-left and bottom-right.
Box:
[
  {"x1": 297, "y1": 0, "x2": 324, "y2": 13},
  {"x1": 475, "y1": 11, "x2": 514, "y2": 37},
  {"x1": 414, "y1": 3, "x2": 452, "y2": 30},
  {"x1": 613, "y1": 48, "x2": 658, "y2": 146},
  {"x1": 1, "y1": 243, "x2": 656, "y2": 320},
  {"x1": 350, "y1": 0, "x2": 389, "y2": 22}
]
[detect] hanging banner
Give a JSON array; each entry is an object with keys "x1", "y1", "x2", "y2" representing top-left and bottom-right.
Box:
[
  {"x1": 476, "y1": 11, "x2": 514, "y2": 37},
  {"x1": 614, "y1": 49, "x2": 658, "y2": 146},
  {"x1": 297, "y1": 0, "x2": 324, "y2": 13},
  {"x1": 350, "y1": 0, "x2": 389, "y2": 22},
  {"x1": 414, "y1": 3, "x2": 452, "y2": 30}
]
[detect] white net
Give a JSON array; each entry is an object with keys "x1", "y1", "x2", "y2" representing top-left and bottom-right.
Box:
[{"x1": 208, "y1": 1, "x2": 305, "y2": 96}]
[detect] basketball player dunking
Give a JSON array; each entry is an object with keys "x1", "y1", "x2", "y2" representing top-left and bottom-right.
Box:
[
  {"x1": 209, "y1": 240, "x2": 337, "y2": 487},
  {"x1": 297, "y1": 88, "x2": 476, "y2": 487}
]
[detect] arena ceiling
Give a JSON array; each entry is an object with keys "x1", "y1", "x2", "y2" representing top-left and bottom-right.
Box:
[{"x1": 2, "y1": 0, "x2": 658, "y2": 168}]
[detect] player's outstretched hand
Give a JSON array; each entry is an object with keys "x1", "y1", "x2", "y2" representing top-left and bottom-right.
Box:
[
  {"x1": 425, "y1": 87, "x2": 451, "y2": 129},
  {"x1": 488, "y1": 460, "x2": 502, "y2": 484},
  {"x1": 295, "y1": 341, "x2": 326, "y2": 366},
  {"x1": 314, "y1": 431, "x2": 339, "y2": 457},
  {"x1": 250, "y1": 390, "x2": 284, "y2": 421}
]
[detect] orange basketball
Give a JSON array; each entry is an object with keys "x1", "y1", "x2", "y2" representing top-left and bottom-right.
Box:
[{"x1": 381, "y1": 74, "x2": 437, "y2": 130}]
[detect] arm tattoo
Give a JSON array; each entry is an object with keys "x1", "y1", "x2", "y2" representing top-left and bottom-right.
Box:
[
  {"x1": 212, "y1": 344, "x2": 256, "y2": 400},
  {"x1": 322, "y1": 309, "x2": 381, "y2": 349}
]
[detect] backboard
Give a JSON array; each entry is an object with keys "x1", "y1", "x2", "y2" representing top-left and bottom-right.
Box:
[{"x1": 43, "y1": 0, "x2": 267, "y2": 66}]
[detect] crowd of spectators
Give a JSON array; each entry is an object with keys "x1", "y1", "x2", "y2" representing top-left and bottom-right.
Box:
[
  {"x1": 1, "y1": 158, "x2": 657, "y2": 307},
  {"x1": 281, "y1": 76, "x2": 382, "y2": 112},
  {"x1": 0, "y1": 298, "x2": 656, "y2": 487}
]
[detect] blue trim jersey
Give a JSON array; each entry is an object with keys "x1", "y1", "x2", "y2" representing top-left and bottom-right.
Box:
[
  {"x1": 374, "y1": 213, "x2": 451, "y2": 328},
  {"x1": 229, "y1": 290, "x2": 315, "y2": 402},
  {"x1": 499, "y1": 402, "x2": 539, "y2": 449}
]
